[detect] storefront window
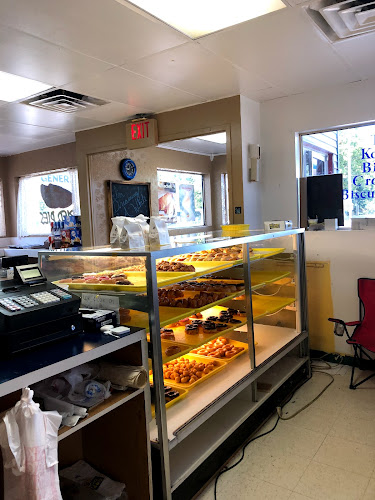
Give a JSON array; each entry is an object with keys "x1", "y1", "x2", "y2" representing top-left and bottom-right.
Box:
[
  {"x1": 17, "y1": 168, "x2": 80, "y2": 237},
  {"x1": 157, "y1": 169, "x2": 205, "y2": 227},
  {"x1": 301, "y1": 124, "x2": 375, "y2": 226}
]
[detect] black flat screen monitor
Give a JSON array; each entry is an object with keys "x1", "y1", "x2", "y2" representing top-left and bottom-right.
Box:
[{"x1": 307, "y1": 174, "x2": 344, "y2": 226}]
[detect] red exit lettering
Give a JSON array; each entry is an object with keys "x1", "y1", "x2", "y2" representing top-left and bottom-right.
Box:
[{"x1": 131, "y1": 121, "x2": 150, "y2": 140}]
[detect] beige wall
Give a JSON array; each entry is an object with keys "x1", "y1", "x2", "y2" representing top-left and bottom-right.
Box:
[
  {"x1": 2, "y1": 142, "x2": 76, "y2": 237},
  {"x1": 76, "y1": 96, "x2": 243, "y2": 246},
  {"x1": 88, "y1": 146, "x2": 213, "y2": 246}
]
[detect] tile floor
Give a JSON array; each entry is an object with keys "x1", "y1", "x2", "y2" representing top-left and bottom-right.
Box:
[{"x1": 196, "y1": 363, "x2": 375, "y2": 500}]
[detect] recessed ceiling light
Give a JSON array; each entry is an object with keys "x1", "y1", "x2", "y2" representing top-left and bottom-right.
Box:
[
  {"x1": 197, "y1": 132, "x2": 226, "y2": 144},
  {"x1": 126, "y1": 0, "x2": 286, "y2": 38},
  {"x1": 0, "y1": 71, "x2": 53, "y2": 102}
]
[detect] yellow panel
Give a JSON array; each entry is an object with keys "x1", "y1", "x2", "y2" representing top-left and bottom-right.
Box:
[{"x1": 306, "y1": 261, "x2": 335, "y2": 353}]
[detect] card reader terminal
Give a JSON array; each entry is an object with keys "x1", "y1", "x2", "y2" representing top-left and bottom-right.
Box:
[{"x1": 0, "y1": 263, "x2": 82, "y2": 355}]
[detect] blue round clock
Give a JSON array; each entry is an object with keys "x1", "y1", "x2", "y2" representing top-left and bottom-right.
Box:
[{"x1": 119, "y1": 158, "x2": 137, "y2": 180}]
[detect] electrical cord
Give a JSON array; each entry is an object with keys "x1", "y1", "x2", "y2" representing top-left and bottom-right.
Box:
[{"x1": 213, "y1": 367, "x2": 336, "y2": 499}]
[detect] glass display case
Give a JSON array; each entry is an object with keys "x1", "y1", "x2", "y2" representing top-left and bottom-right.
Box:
[{"x1": 39, "y1": 228, "x2": 309, "y2": 500}]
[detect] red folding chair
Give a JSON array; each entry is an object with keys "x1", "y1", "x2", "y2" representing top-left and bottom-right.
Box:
[{"x1": 328, "y1": 278, "x2": 375, "y2": 390}]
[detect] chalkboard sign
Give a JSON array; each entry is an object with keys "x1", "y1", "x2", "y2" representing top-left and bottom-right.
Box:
[{"x1": 107, "y1": 181, "x2": 151, "y2": 219}]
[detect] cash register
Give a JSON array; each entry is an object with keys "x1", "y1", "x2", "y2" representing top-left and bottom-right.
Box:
[{"x1": 0, "y1": 259, "x2": 82, "y2": 355}]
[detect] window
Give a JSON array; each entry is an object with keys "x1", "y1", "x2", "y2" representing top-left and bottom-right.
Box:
[
  {"x1": 157, "y1": 170, "x2": 205, "y2": 228},
  {"x1": 17, "y1": 168, "x2": 80, "y2": 237},
  {"x1": 0, "y1": 179, "x2": 6, "y2": 237},
  {"x1": 301, "y1": 124, "x2": 375, "y2": 226},
  {"x1": 221, "y1": 173, "x2": 229, "y2": 225}
]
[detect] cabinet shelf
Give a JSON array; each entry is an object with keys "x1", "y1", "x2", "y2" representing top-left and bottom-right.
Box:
[
  {"x1": 58, "y1": 388, "x2": 143, "y2": 440},
  {"x1": 252, "y1": 295, "x2": 295, "y2": 321}
]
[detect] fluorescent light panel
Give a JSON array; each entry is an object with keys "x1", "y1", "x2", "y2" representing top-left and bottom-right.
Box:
[
  {"x1": 127, "y1": 0, "x2": 286, "y2": 38},
  {"x1": 0, "y1": 71, "x2": 53, "y2": 102},
  {"x1": 197, "y1": 132, "x2": 226, "y2": 144}
]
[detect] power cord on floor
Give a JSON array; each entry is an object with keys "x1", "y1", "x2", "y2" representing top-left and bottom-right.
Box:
[{"x1": 213, "y1": 365, "x2": 336, "y2": 499}]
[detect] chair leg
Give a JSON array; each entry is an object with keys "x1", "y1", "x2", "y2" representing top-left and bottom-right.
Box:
[{"x1": 350, "y1": 346, "x2": 358, "y2": 390}]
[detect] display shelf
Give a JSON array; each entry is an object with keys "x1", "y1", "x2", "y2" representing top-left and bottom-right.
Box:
[
  {"x1": 150, "y1": 327, "x2": 307, "y2": 447},
  {"x1": 58, "y1": 388, "x2": 143, "y2": 440},
  {"x1": 251, "y1": 270, "x2": 291, "y2": 288},
  {"x1": 252, "y1": 295, "x2": 295, "y2": 321},
  {"x1": 0, "y1": 329, "x2": 145, "y2": 398},
  {"x1": 169, "y1": 355, "x2": 309, "y2": 491},
  {"x1": 149, "y1": 354, "x2": 251, "y2": 446}
]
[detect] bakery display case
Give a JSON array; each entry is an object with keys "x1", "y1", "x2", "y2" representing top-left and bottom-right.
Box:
[{"x1": 39, "y1": 228, "x2": 309, "y2": 499}]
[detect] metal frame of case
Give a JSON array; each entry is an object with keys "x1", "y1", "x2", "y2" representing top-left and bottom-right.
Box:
[{"x1": 39, "y1": 228, "x2": 309, "y2": 500}]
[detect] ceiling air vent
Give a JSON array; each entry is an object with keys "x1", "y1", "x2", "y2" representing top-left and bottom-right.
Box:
[
  {"x1": 305, "y1": 0, "x2": 375, "y2": 41},
  {"x1": 21, "y1": 89, "x2": 108, "y2": 113}
]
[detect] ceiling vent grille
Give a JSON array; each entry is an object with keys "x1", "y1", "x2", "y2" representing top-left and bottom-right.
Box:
[
  {"x1": 306, "y1": 0, "x2": 375, "y2": 41},
  {"x1": 21, "y1": 89, "x2": 108, "y2": 113}
]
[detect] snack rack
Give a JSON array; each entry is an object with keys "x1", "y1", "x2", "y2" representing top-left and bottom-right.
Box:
[{"x1": 39, "y1": 228, "x2": 309, "y2": 499}]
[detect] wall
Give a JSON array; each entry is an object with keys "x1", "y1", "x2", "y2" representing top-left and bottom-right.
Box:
[
  {"x1": 260, "y1": 78, "x2": 375, "y2": 226},
  {"x1": 3, "y1": 142, "x2": 76, "y2": 237},
  {"x1": 240, "y1": 95, "x2": 262, "y2": 229},
  {"x1": 76, "y1": 96, "x2": 246, "y2": 246},
  {"x1": 305, "y1": 230, "x2": 375, "y2": 355},
  {"x1": 88, "y1": 146, "x2": 213, "y2": 246}
]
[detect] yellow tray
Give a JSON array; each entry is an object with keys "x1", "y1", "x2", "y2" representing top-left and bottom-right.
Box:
[
  {"x1": 149, "y1": 382, "x2": 188, "y2": 417},
  {"x1": 160, "y1": 306, "x2": 247, "y2": 346},
  {"x1": 189, "y1": 339, "x2": 249, "y2": 363},
  {"x1": 190, "y1": 260, "x2": 239, "y2": 277},
  {"x1": 251, "y1": 248, "x2": 285, "y2": 261},
  {"x1": 251, "y1": 270, "x2": 291, "y2": 288},
  {"x1": 252, "y1": 295, "x2": 295, "y2": 320},
  {"x1": 120, "y1": 306, "x2": 194, "y2": 331},
  {"x1": 160, "y1": 353, "x2": 226, "y2": 390},
  {"x1": 161, "y1": 339, "x2": 191, "y2": 362},
  {"x1": 66, "y1": 271, "x2": 194, "y2": 292},
  {"x1": 159, "y1": 289, "x2": 245, "y2": 314}
]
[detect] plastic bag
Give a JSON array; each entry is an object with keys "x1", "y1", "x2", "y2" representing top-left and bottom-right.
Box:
[
  {"x1": 110, "y1": 217, "x2": 125, "y2": 248},
  {"x1": 149, "y1": 216, "x2": 170, "y2": 246},
  {"x1": 134, "y1": 214, "x2": 150, "y2": 246},
  {"x1": 119, "y1": 221, "x2": 145, "y2": 250},
  {"x1": 59, "y1": 460, "x2": 126, "y2": 500}
]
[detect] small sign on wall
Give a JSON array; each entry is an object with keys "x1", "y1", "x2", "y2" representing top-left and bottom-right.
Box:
[{"x1": 126, "y1": 118, "x2": 158, "y2": 149}]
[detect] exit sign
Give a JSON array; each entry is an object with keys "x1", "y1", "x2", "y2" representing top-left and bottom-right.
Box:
[{"x1": 126, "y1": 118, "x2": 158, "y2": 149}]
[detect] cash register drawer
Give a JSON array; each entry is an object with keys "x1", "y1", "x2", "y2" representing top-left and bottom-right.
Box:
[{"x1": 5, "y1": 314, "x2": 82, "y2": 354}]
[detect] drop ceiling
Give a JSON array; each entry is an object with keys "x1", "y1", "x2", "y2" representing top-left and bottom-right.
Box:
[{"x1": 0, "y1": 0, "x2": 373, "y2": 156}]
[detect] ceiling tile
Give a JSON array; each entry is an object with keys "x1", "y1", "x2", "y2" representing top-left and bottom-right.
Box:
[
  {"x1": 0, "y1": 103, "x2": 106, "y2": 132},
  {"x1": 0, "y1": 132, "x2": 75, "y2": 156},
  {"x1": 333, "y1": 32, "x2": 375, "y2": 79},
  {"x1": 249, "y1": 87, "x2": 288, "y2": 102},
  {"x1": 63, "y1": 67, "x2": 206, "y2": 113},
  {"x1": 0, "y1": 0, "x2": 187, "y2": 66},
  {"x1": 0, "y1": 26, "x2": 113, "y2": 88},
  {"x1": 125, "y1": 42, "x2": 271, "y2": 100},
  {"x1": 0, "y1": 120, "x2": 65, "y2": 140},
  {"x1": 75, "y1": 101, "x2": 144, "y2": 123},
  {"x1": 200, "y1": 8, "x2": 361, "y2": 94}
]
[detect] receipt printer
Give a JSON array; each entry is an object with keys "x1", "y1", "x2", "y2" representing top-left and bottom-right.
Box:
[{"x1": 0, "y1": 262, "x2": 82, "y2": 355}]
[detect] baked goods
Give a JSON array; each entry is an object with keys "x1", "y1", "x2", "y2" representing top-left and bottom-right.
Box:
[
  {"x1": 166, "y1": 246, "x2": 243, "y2": 262},
  {"x1": 160, "y1": 329, "x2": 175, "y2": 340},
  {"x1": 58, "y1": 269, "x2": 133, "y2": 286},
  {"x1": 163, "y1": 357, "x2": 218, "y2": 385},
  {"x1": 185, "y1": 324, "x2": 199, "y2": 335},
  {"x1": 119, "y1": 308, "x2": 131, "y2": 324},
  {"x1": 156, "y1": 261, "x2": 195, "y2": 272},
  {"x1": 191, "y1": 338, "x2": 244, "y2": 359},
  {"x1": 165, "y1": 345, "x2": 181, "y2": 357},
  {"x1": 158, "y1": 289, "x2": 227, "y2": 308},
  {"x1": 169, "y1": 281, "x2": 244, "y2": 294}
]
